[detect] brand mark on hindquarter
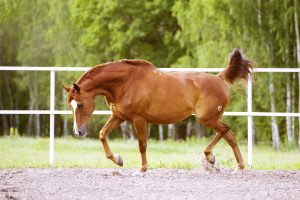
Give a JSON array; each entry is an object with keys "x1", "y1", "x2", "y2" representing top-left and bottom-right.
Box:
[{"x1": 217, "y1": 105, "x2": 222, "y2": 111}]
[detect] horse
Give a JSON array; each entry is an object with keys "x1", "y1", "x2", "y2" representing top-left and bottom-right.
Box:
[{"x1": 62, "y1": 48, "x2": 254, "y2": 174}]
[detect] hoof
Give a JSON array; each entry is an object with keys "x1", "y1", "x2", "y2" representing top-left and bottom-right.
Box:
[
  {"x1": 112, "y1": 171, "x2": 124, "y2": 176},
  {"x1": 205, "y1": 154, "x2": 215, "y2": 165},
  {"x1": 201, "y1": 154, "x2": 222, "y2": 173},
  {"x1": 116, "y1": 154, "x2": 123, "y2": 167},
  {"x1": 132, "y1": 170, "x2": 146, "y2": 177},
  {"x1": 232, "y1": 166, "x2": 244, "y2": 174}
]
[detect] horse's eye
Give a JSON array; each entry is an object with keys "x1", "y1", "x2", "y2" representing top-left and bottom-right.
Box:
[{"x1": 78, "y1": 103, "x2": 84, "y2": 109}]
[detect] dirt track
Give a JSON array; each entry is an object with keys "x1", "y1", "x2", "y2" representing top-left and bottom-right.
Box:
[{"x1": 0, "y1": 168, "x2": 300, "y2": 200}]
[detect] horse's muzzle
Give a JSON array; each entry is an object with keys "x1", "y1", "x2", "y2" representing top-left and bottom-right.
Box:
[{"x1": 73, "y1": 126, "x2": 87, "y2": 138}]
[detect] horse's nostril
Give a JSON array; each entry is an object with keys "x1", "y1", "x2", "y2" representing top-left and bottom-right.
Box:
[{"x1": 78, "y1": 131, "x2": 83, "y2": 137}]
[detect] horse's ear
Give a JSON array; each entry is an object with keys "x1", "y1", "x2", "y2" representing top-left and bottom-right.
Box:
[
  {"x1": 62, "y1": 84, "x2": 71, "y2": 93},
  {"x1": 73, "y1": 83, "x2": 80, "y2": 93}
]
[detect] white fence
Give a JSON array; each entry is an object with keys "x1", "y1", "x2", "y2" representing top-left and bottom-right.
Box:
[{"x1": 1, "y1": 66, "x2": 300, "y2": 167}]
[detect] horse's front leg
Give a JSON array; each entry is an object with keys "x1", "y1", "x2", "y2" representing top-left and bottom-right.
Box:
[
  {"x1": 99, "y1": 114, "x2": 124, "y2": 166},
  {"x1": 132, "y1": 117, "x2": 148, "y2": 174}
]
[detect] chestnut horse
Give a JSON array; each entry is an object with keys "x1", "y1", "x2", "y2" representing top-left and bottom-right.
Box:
[{"x1": 63, "y1": 48, "x2": 254, "y2": 173}]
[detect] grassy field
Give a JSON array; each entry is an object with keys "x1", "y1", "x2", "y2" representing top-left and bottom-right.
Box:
[{"x1": 0, "y1": 136, "x2": 300, "y2": 170}]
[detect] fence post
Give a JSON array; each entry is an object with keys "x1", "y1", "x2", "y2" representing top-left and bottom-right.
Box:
[
  {"x1": 49, "y1": 70, "x2": 55, "y2": 165},
  {"x1": 247, "y1": 74, "x2": 253, "y2": 167}
]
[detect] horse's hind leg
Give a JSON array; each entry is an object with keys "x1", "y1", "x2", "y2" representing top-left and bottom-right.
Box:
[
  {"x1": 99, "y1": 114, "x2": 124, "y2": 166},
  {"x1": 200, "y1": 119, "x2": 245, "y2": 171},
  {"x1": 201, "y1": 120, "x2": 230, "y2": 164},
  {"x1": 223, "y1": 130, "x2": 245, "y2": 171}
]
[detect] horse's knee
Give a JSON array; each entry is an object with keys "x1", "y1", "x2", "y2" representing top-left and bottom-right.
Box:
[{"x1": 99, "y1": 132, "x2": 106, "y2": 142}]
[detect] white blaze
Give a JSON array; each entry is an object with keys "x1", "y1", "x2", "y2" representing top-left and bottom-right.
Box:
[{"x1": 71, "y1": 100, "x2": 78, "y2": 132}]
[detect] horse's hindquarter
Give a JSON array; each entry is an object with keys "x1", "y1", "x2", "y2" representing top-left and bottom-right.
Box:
[{"x1": 191, "y1": 73, "x2": 231, "y2": 123}]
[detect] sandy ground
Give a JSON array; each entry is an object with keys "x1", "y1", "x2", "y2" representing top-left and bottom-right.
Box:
[{"x1": 0, "y1": 168, "x2": 300, "y2": 200}]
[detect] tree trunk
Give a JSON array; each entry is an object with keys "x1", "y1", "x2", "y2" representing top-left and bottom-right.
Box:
[
  {"x1": 298, "y1": 73, "x2": 300, "y2": 148},
  {"x1": 5, "y1": 76, "x2": 13, "y2": 129},
  {"x1": 0, "y1": 88, "x2": 9, "y2": 136},
  {"x1": 257, "y1": 0, "x2": 262, "y2": 31},
  {"x1": 194, "y1": 123, "x2": 205, "y2": 138},
  {"x1": 120, "y1": 121, "x2": 135, "y2": 139},
  {"x1": 176, "y1": 124, "x2": 187, "y2": 140},
  {"x1": 252, "y1": 0, "x2": 262, "y2": 146},
  {"x1": 266, "y1": 0, "x2": 279, "y2": 150},
  {"x1": 283, "y1": 0, "x2": 294, "y2": 146},
  {"x1": 26, "y1": 82, "x2": 35, "y2": 136},
  {"x1": 269, "y1": 74, "x2": 280, "y2": 150},
  {"x1": 252, "y1": 119, "x2": 257, "y2": 145},
  {"x1": 35, "y1": 114, "x2": 40, "y2": 137},
  {"x1": 120, "y1": 122, "x2": 128, "y2": 139},
  {"x1": 286, "y1": 75, "x2": 294, "y2": 145},
  {"x1": 167, "y1": 124, "x2": 175, "y2": 139},
  {"x1": 62, "y1": 90, "x2": 68, "y2": 137},
  {"x1": 63, "y1": 117, "x2": 68, "y2": 137},
  {"x1": 26, "y1": 107, "x2": 33, "y2": 136},
  {"x1": 291, "y1": 73, "x2": 295, "y2": 139},
  {"x1": 128, "y1": 122, "x2": 135, "y2": 140},
  {"x1": 34, "y1": 73, "x2": 40, "y2": 137},
  {"x1": 186, "y1": 118, "x2": 193, "y2": 138},
  {"x1": 294, "y1": 0, "x2": 300, "y2": 148},
  {"x1": 158, "y1": 125, "x2": 164, "y2": 141},
  {"x1": 15, "y1": 96, "x2": 20, "y2": 136}
]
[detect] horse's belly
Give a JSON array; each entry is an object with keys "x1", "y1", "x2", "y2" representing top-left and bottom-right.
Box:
[{"x1": 144, "y1": 105, "x2": 193, "y2": 124}]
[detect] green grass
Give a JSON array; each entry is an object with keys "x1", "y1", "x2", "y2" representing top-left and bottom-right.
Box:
[{"x1": 0, "y1": 136, "x2": 300, "y2": 170}]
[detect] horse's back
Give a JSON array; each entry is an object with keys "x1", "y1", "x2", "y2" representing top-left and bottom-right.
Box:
[{"x1": 110, "y1": 61, "x2": 231, "y2": 124}]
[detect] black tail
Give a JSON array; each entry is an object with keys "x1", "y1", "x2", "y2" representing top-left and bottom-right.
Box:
[{"x1": 219, "y1": 48, "x2": 255, "y2": 84}]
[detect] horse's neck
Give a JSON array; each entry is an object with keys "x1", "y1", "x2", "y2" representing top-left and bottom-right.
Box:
[{"x1": 80, "y1": 64, "x2": 134, "y2": 101}]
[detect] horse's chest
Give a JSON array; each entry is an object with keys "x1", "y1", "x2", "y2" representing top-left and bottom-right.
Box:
[
  {"x1": 109, "y1": 103, "x2": 131, "y2": 120},
  {"x1": 110, "y1": 103, "x2": 120, "y2": 115}
]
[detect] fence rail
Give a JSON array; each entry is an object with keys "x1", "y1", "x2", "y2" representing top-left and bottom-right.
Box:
[{"x1": 1, "y1": 66, "x2": 299, "y2": 167}]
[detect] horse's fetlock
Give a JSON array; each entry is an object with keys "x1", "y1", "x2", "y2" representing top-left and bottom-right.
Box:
[
  {"x1": 106, "y1": 154, "x2": 113, "y2": 159},
  {"x1": 238, "y1": 162, "x2": 245, "y2": 170},
  {"x1": 141, "y1": 165, "x2": 148, "y2": 172},
  {"x1": 204, "y1": 151, "x2": 212, "y2": 157}
]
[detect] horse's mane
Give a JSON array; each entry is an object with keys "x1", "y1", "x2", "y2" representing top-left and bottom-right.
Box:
[{"x1": 77, "y1": 59, "x2": 155, "y2": 84}]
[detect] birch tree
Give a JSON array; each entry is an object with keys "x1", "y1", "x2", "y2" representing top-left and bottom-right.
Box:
[
  {"x1": 158, "y1": 125, "x2": 164, "y2": 141},
  {"x1": 294, "y1": 0, "x2": 300, "y2": 148},
  {"x1": 167, "y1": 124, "x2": 176, "y2": 139},
  {"x1": 269, "y1": 74, "x2": 280, "y2": 150},
  {"x1": 283, "y1": 0, "x2": 294, "y2": 145}
]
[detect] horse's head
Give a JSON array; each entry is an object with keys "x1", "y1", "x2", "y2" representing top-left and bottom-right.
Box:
[{"x1": 62, "y1": 83, "x2": 95, "y2": 138}]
